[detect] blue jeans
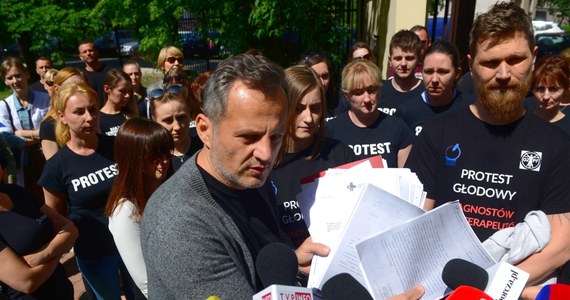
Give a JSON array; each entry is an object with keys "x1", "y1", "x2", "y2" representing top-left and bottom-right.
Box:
[
  {"x1": 76, "y1": 255, "x2": 123, "y2": 300},
  {"x1": 76, "y1": 255, "x2": 145, "y2": 300}
]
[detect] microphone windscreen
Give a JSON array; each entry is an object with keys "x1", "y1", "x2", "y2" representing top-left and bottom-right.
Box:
[
  {"x1": 442, "y1": 258, "x2": 488, "y2": 291},
  {"x1": 321, "y1": 273, "x2": 373, "y2": 300},
  {"x1": 446, "y1": 286, "x2": 493, "y2": 300},
  {"x1": 536, "y1": 283, "x2": 570, "y2": 300},
  {"x1": 255, "y1": 242, "x2": 298, "y2": 287}
]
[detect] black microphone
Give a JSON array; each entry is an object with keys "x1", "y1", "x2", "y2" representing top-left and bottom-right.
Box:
[
  {"x1": 321, "y1": 273, "x2": 373, "y2": 300},
  {"x1": 442, "y1": 258, "x2": 488, "y2": 291},
  {"x1": 442, "y1": 258, "x2": 529, "y2": 300},
  {"x1": 255, "y1": 242, "x2": 298, "y2": 288}
]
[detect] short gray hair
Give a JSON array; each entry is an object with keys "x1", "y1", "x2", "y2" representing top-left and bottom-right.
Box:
[{"x1": 202, "y1": 54, "x2": 287, "y2": 125}]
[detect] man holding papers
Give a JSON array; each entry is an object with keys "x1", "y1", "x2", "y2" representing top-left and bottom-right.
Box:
[{"x1": 406, "y1": 1, "x2": 570, "y2": 297}]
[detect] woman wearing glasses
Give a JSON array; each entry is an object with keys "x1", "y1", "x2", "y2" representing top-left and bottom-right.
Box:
[
  {"x1": 326, "y1": 59, "x2": 414, "y2": 168},
  {"x1": 146, "y1": 46, "x2": 185, "y2": 97},
  {"x1": 99, "y1": 69, "x2": 137, "y2": 137},
  {"x1": 40, "y1": 68, "x2": 87, "y2": 160},
  {"x1": 106, "y1": 118, "x2": 173, "y2": 298},
  {"x1": 150, "y1": 77, "x2": 203, "y2": 173},
  {"x1": 299, "y1": 52, "x2": 342, "y2": 118}
]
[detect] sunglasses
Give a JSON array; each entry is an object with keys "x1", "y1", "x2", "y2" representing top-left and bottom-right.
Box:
[
  {"x1": 166, "y1": 56, "x2": 184, "y2": 64},
  {"x1": 302, "y1": 51, "x2": 327, "y2": 61},
  {"x1": 45, "y1": 80, "x2": 54, "y2": 87},
  {"x1": 350, "y1": 85, "x2": 379, "y2": 97},
  {"x1": 149, "y1": 84, "x2": 184, "y2": 100},
  {"x1": 354, "y1": 53, "x2": 371, "y2": 60},
  {"x1": 163, "y1": 74, "x2": 186, "y2": 85}
]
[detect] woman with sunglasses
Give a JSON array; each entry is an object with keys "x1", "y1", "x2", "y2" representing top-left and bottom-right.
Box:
[
  {"x1": 146, "y1": 46, "x2": 185, "y2": 97},
  {"x1": 326, "y1": 59, "x2": 414, "y2": 168},
  {"x1": 299, "y1": 52, "x2": 343, "y2": 118},
  {"x1": 150, "y1": 87, "x2": 203, "y2": 173},
  {"x1": 41, "y1": 69, "x2": 59, "y2": 98},
  {"x1": 100, "y1": 69, "x2": 137, "y2": 137},
  {"x1": 106, "y1": 118, "x2": 173, "y2": 298},
  {"x1": 270, "y1": 65, "x2": 357, "y2": 248},
  {"x1": 40, "y1": 67, "x2": 87, "y2": 160},
  {"x1": 347, "y1": 42, "x2": 376, "y2": 62}
]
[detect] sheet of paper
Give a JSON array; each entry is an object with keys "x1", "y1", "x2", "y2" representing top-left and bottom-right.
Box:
[
  {"x1": 298, "y1": 169, "x2": 401, "y2": 247},
  {"x1": 356, "y1": 201, "x2": 495, "y2": 300},
  {"x1": 306, "y1": 184, "x2": 425, "y2": 289}
]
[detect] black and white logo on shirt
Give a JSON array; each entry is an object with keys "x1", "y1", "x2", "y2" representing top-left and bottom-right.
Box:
[{"x1": 519, "y1": 150, "x2": 542, "y2": 172}]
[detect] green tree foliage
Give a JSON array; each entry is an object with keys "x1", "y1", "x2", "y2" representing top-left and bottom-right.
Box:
[
  {"x1": 2, "y1": 0, "x2": 353, "y2": 69},
  {"x1": 541, "y1": 0, "x2": 570, "y2": 24},
  {"x1": 0, "y1": 0, "x2": 104, "y2": 68},
  {"x1": 94, "y1": 0, "x2": 351, "y2": 66}
]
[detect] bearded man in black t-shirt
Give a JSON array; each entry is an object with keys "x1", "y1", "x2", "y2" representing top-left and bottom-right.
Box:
[{"x1": 405, "y1": 3, "x2": 570, "y2": 297}]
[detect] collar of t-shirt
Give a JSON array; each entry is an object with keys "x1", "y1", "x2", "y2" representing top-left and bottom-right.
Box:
[{"x1": 197, "y1": 164, "x2": 283, "y2": 262}]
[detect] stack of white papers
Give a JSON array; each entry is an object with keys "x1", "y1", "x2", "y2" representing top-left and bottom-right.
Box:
[{"x1": 299, "y1": 161, "x2": 495, "y2": 300}]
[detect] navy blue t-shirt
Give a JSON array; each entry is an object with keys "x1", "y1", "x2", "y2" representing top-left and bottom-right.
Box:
[
  {"x1": 326, "y1": 112, "x2": 414, "y2": 167},
  {"x1": 0, "y1": 184, "x2": 73, "y2": 299},
  {"x1": 38, "y1": 145, "x2": 118, "y2": 259}
]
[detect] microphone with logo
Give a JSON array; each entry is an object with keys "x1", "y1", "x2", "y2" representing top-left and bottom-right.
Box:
[
  {"x1": 442, "y1": 258, "x2": 529, "y2": 300},
  {"x1": 252, "y1": 242, "x2": 321, "y2": 300}
]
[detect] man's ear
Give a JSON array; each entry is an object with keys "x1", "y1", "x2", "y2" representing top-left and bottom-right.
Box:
[
  {"x1": 195, "y1": 113, "x2": 211, "y2": 147},
  {"x1": 467, "y1": 54, "x2": 474, "y2": 72}
]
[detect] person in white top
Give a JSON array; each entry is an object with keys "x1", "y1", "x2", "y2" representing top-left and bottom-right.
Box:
[{"x1": 105, "y1": 117, "x2": 173, "y2": 297}]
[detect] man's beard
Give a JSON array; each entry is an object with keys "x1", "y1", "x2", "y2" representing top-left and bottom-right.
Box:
[{"x1": 478, "y1": 77, "x2": 530, "y2": 122}]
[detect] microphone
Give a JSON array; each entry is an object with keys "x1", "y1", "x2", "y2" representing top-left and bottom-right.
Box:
[
  {"x1": 442, "y1": 258, "x2": 529, "y2": 300},
  {"x1": 535, "y1": 283, "x2": 570, "y2": 300},
  {"x1": 445, "y1": 286, "x2": 492, "y2": 300},
  {"x1": 253, "y1": 243, "x2": 321, "y2": 300},
  {"x1": 255, "y1": 242, "x2": 298, "y2": 287},
  {"x1": 442, "y1": 258, "x2": 488, "y2": 291},
  {"x1": 321, "y1": 273, "x2": 373, "y2": 300}
]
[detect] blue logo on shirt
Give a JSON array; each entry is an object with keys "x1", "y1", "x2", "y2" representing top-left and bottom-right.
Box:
[{"x1": 445, "y1": 143, "x2": 461, "y2": 166}]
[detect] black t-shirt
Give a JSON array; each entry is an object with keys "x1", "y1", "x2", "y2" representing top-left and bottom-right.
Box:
[
  {"x1": 326, "y1": 112, "x2": 414, "y2": 167},
  {"x1": 552, "y1": 114, "x2": 570, "y2": 137},
  {"x1": 39, "y1": 117, "x2": 56, "y2": 141},
  {"x1": 38, "y1": 145, "x2": 119, "y2": 259},
  {"x1": 30, "y1": 80, "x2": 48, "y2": 94},
  {"x1": 269, "y1": 138, "x2": 357, "y2": 247},
  {"x1": 378, "y1": 78, "x2": 425, "y2": 116},
  {"x1": 197, "y1": 163, "x2": 291, "y2": 289},
  {"x1": 0, "y1": 184, "x2": 73, "y2": 299},
  {"x1": 395, "y1": 90, "x2": 475, "y2": 136},
  {"x1": 170, "y1": 127, "x2": 204, "y2": 173},
  {"x1": 405, "y1": 107, "x2": 570, "y2": 240},
  {"x1": 83, "y1": 64, "x2": 114, "y2": 107},
  {"x1": 99, "y1": 112, "x2": 127, "y2": 137}
]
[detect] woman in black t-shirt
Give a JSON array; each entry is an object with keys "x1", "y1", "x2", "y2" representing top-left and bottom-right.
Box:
[
  {"x1": 39, "y1": 83, "x2": 141, "y2": 300},
  {"x1": 150, "y1": 89, "x2": 202, "y2": 174},
  {"x1": 270, "y1": 65, "x2": 357, "y2": 247},
  {"x1": 99, "y1": 69, "x2": 137, "y2": 137},
  {"x1": 0, "y1": 162, "x2": 77, "y2": 299}
]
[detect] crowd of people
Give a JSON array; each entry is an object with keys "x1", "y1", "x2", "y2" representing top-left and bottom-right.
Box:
[{"x1": 1, "y1": 2, "x2": 570, "y2": 299}]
